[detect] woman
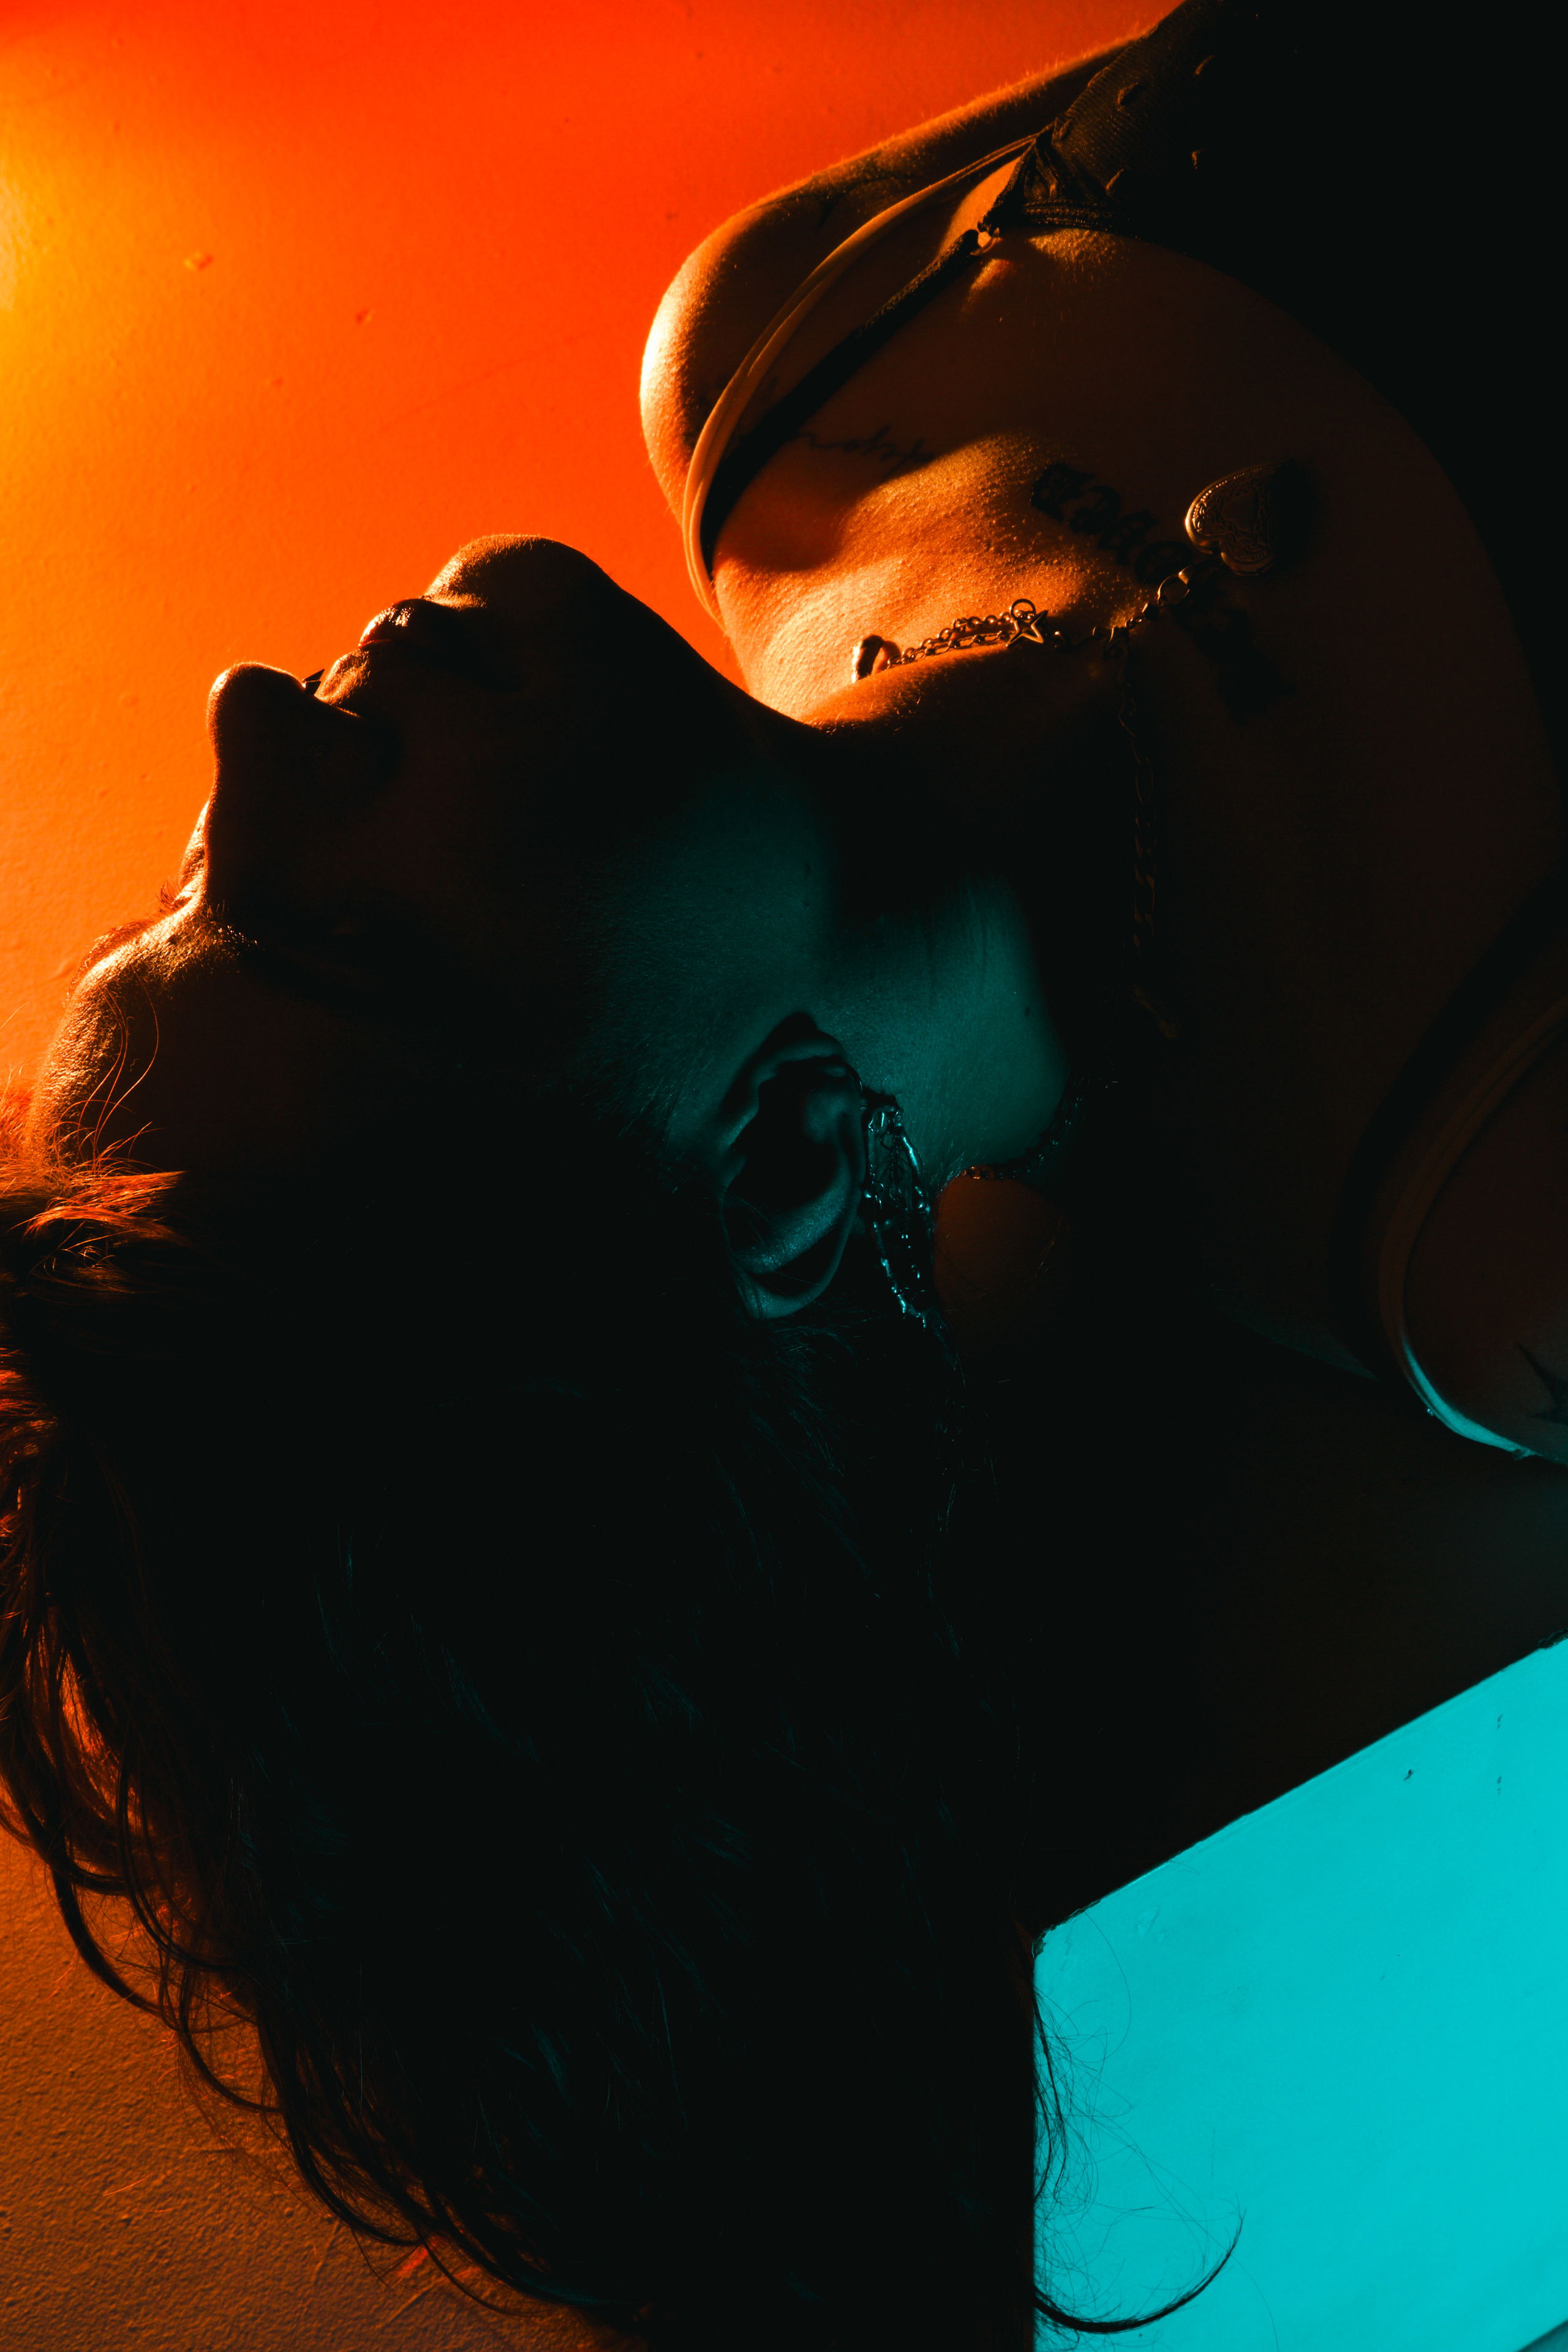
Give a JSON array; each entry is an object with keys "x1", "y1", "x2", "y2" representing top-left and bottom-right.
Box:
[{"x1": 2, "y1": 1, "x2": 1563, "y2": 2343}]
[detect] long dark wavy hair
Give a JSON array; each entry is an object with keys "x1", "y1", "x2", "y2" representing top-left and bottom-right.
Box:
[{"x1": 0, "y1": 1068, "x2": 1209, "y2": 2347}]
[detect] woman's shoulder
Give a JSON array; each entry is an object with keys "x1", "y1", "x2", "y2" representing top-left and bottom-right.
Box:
[{"x1": 637, "y1": 46, "x2": 1123, "y2": 513}]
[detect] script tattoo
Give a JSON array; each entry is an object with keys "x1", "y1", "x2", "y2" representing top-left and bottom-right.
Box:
[
  {"x1": 809, "y1": 153, "x2": 929, "y2": 233},
  {"x1": 1519, "y1": 1345, "x2": 1568, "y2": 1429},
  {"x1": 1031, "y1": 459, "x2": 1186, "y2": 581},
  {"x1": 1030, "y1": 459, "x2": 1291, "y2": 722},
  {"x1": 794, "y1": 421, "x2": 933, "y2": 476}
]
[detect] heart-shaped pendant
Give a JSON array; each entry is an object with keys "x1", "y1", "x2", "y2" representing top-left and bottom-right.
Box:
[{"x1": 1183, "y1": 461, "x2": 1295, "y2": 575}]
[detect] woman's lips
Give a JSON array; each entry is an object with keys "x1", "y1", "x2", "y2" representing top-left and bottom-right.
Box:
[
  {"x1": 357, "y1": 597, "x2": 472, "y2": 656},
  {"x1": 345, "y1": 596, "x2": 500, "y2": 684}
]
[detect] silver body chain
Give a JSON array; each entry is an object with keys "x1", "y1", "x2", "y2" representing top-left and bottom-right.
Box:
[
  {"x1": 850, "y1": 463, "x2": 1296, "y2": 1196},
  {"x1": 849, "y1": 458, "x2": 1286, "y2": 683},
  {"x1": 853, "y1": 561, "x2": 1207, "y2": 681}
]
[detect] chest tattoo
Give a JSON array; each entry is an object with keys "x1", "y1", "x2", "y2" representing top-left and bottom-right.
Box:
[
  {"x1": 1033, "y1": 458, "x2": 1291, "y2": 722},
  {"x1": 794, "y1": 421, "x2": 933, "y2": 475},
  {"x1": 1032, "y1": 459, "x2": 1188, "y2": 585}
]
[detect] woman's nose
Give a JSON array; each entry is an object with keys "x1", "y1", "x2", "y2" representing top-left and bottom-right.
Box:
[
  {"x1": 208, "y1": 663, "x2": 394, "y2": 803},
  {"x1": 205, "y1": 663, "x2": 396, "y2": 883}
]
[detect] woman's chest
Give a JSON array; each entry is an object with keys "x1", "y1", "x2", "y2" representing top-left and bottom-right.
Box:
[{"x1": 711, "y1": 232, "x2": 1338, "y2": 708}]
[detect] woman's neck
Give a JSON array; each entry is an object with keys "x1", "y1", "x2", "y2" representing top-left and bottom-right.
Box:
[{"x1": 801, "y1": 650, "x2": 1110, "y2": 1185}]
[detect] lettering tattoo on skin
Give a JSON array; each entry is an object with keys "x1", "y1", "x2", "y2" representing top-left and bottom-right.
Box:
[
  {"x1": 811, "y1": 155, "x2": 923, "y2": 233},
  {"x1": 794, "y1": 421, "x2": 933, "y2": 475},
  {"x1": 1031, "y1": 459, "x2": 1292, "y2": 722}
]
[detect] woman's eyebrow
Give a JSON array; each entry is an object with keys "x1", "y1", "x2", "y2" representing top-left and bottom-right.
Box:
[
  {"x1": 64, "y1": 913, "x2": 161, "y2": 991},
  {"x1": 63, "y1": 851, "x2": 206, "y2": 994},
  {"x1": 167, "y1": 840, "x2": 206, "y2": 896}
]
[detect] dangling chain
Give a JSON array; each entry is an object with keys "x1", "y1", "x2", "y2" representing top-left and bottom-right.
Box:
[
  {"x1": 849, "y1": 459, "x2": 1289, "y2": 683},
  {"x1": 855, "y1": 563, "x2": 1195, "y2": 1103},
  {"x1": 856, "y1": 462, "x2": 1297, "y2": 1195},
  {"x1": 859, "y1": 1090, "x2": 948, "y2": 1337},
  {"x1": 851, "y1": 562, "x2": 1206, "y2": 681}
]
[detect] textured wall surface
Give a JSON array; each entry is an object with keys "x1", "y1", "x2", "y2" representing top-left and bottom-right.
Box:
[
  {"x1": 0, "y1": 0, "x2": 1141, "y2": 1083},
  {"x1": 0, "y1": 1828, "x2": 636, "y2": 2350}
]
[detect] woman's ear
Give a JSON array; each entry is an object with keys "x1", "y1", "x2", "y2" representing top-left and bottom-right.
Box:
[{"x1": 720, "y1": 1024, "x2": 866, "y2": 1320}]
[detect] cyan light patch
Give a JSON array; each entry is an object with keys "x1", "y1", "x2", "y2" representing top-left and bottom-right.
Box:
[{"x1": 1036, "y1": 1639, "x2": 1568, "y2": 2350}]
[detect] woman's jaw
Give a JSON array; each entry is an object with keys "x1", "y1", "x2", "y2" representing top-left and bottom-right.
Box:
[{"x1": 29, "y1": 534, "x2": 1068, "y2": 1220}]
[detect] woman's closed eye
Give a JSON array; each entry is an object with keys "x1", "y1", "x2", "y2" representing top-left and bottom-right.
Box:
[{"x1": 213, "y1": 887, "x2": 456, "y2": 1019}]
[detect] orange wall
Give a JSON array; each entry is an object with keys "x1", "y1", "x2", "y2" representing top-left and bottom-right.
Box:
[
  {"x1": 0, "y1": 0, "x2": 1142, "y2": 1084},
  {"x1": 0, "y1": 1823, "x2": 636, "y2": 2347}
]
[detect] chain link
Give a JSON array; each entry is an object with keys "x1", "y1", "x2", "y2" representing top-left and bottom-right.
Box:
[
  {"x1": 851, "y1": 553, "x2": 1215, "y2": 1061},
  {"x1": 857, "y1": 555, "x2": 1212, "y2": 678},
  {"x1": 855, "y1": 455, "x2": 1290, "y2": 678},
  {"x1": 847, "y1": 464, "x2": 1294, "y2": 1100}
]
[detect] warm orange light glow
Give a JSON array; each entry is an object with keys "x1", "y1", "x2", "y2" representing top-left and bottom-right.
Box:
[{"x1": 0, "y1": 0, "x2": 1139, "y2": 1083}]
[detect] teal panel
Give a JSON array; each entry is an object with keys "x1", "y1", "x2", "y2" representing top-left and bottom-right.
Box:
[{"x1": 1035, "y1": 1640, "x2": 1568, "y2": 2350}]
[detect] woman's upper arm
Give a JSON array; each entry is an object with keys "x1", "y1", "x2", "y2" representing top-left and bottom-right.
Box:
[{"x1": 638, "y1": 41, "x2": 1128, "y2": 512}]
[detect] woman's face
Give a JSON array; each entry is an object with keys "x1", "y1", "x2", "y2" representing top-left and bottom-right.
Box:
[{"x1": 31, "y1": 537, "x2": 845, "y2": 1180}]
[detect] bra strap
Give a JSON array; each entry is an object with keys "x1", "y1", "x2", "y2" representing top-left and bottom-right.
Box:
[
  {"x1": 682, "y1": 134, "x2": 1037, "y2": 614},
  {"x1": 699, "y1": 215, "x2": 995, "y2": 577}
]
